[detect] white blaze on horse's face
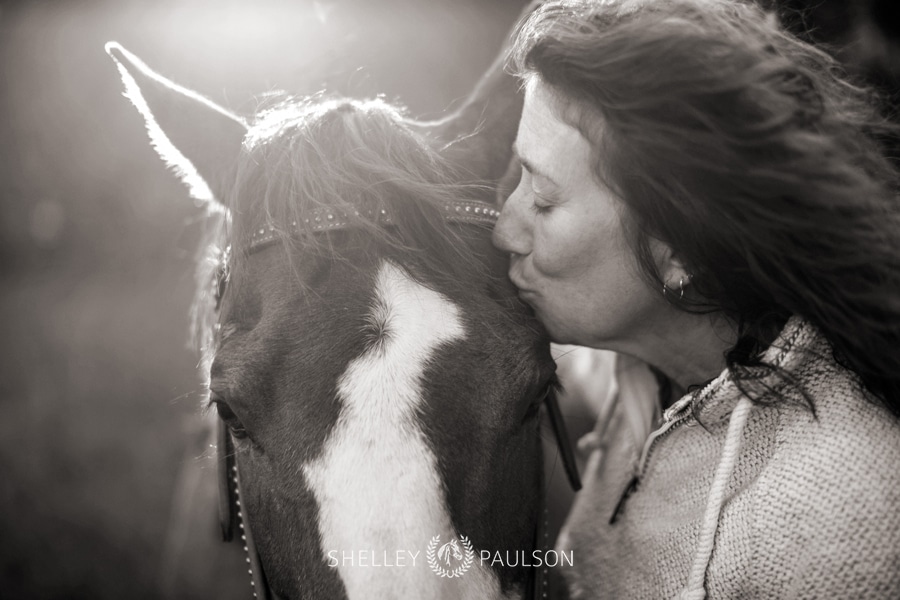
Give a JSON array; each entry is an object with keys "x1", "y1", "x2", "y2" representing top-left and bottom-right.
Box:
[{"x1": 303, "y1": 260, "x2": 506, "y2": 599}]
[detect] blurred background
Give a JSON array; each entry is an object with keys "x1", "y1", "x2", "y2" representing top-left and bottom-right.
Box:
[{"x1": 0, "y1": 0, "x2": 896, "y2": 598}]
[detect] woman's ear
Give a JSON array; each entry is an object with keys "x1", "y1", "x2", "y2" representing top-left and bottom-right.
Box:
[{"x1": 652, "y1": 239, "x2": 692, "y2": 293}]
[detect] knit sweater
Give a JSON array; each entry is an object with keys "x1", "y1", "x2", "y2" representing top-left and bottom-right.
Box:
[{"x1": 556, "y1": 317, "x2": 900, "y2": 599}]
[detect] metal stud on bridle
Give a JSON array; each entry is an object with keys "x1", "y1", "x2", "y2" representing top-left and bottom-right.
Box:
[{"x1": 245, "y1": 201, "x2": 501, "y2": 254}]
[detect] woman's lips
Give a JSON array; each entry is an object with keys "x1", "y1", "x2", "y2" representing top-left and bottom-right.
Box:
[
  {"x1": 508, "y1": 261, "x2": 537, "y2": 300},
  {"x1": 508, "y1": 271, "x2": 528, "y2": 293},
  {"x1": 509, "y1": 274, "x2": 536, "y2": 302}
]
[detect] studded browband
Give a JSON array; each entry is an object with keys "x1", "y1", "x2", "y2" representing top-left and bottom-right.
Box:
[{"x1": 245, "y1": 199, "x2": 502, "y2": 254}]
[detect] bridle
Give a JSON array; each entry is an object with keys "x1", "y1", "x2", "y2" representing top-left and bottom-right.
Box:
[{"x1": 213, "y1": 199, "x2": 582, "y2": 600}]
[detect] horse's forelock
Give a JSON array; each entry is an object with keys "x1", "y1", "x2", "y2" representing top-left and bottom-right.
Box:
[{"x1": 227, "y1": 97, "x2": 496, "y2": 288}]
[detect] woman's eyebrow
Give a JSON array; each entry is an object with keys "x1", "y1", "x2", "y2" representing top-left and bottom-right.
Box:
[{"x1": 513, "y1": 141, "x2": 558, "y2": 185}]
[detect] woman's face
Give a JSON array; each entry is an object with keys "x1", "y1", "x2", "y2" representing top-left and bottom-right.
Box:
[{"x1": 492, "y1": 77, "x2": 664, "y2": 349}]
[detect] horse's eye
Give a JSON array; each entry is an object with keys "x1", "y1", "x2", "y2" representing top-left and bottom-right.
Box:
[{"x1": 211, "y1": 396, "x2": 249, "y2": 440}]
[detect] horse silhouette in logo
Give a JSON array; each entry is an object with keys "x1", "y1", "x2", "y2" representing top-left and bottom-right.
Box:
[{"x1": 437, "y1": 539, "x2": 464, "y2": 567}]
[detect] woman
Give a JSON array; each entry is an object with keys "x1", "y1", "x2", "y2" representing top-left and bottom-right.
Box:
[{"x1": 492, "y1": 0, "x2": 900, "y2": 597}]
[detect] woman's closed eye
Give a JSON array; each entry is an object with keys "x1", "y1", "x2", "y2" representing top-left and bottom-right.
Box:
[
  {"x1": 531, "y1": 191, "x2": 555, "y2": 214},
  {"x1": 531, "y1": 180, "x2": 559, "y2": 214},
  {"x1": 517, "y1": 168, "x2": 556, "y2": 214}
]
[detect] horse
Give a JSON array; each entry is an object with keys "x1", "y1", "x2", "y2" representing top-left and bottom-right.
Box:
[{"x1": 105, "y1": 6, "x2": 579, "y2": 599}]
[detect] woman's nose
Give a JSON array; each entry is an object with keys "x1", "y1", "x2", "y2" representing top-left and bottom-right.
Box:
[{"x1": 492, "y1": 184, "x2": 533, "y2": 256}]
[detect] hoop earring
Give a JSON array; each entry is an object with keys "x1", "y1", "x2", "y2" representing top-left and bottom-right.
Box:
[
  {"x1": 663, "y1": 274, "x2": 693, "y2": 301},
  {"x1": 662, "y1": 280, "x2": 681, "y2": 300}
]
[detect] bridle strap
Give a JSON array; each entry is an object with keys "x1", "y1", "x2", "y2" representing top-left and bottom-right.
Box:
[
  {"x1": 234, "y1": 454, "x2": 275, "y2": 599},
  {"x1": 245, "y1": 199, "x2": 501, "y2": 255},
  {"x1": 544, "y1": 382, "x2": 582, "y2": 493},
  {"x1": 529, "y1": 452, "x2": 550, "y2": 600},
  {"x1": 529, "y1": 383, "x2": 582, "y2": 600},
  {"x1": 217, "y1": 416, "x2": 236, "y2": 542},
  {"x1": 218, "y1": 420, "x2": 276, "y2": 600}
]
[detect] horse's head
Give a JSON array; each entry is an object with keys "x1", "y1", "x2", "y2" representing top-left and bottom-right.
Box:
[
  {"x1": 212, "y1": 98, "x2": 555, "y2": 598},
  {"x1": 438, "y1": 539, "x2": 464, "y2": 565},
  {"x1": 108, "y1": 42, "x2": 557, "y2": 600}
]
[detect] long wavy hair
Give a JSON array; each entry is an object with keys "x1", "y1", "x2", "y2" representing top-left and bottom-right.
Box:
[{"x1": 511, "y1": 0, "x2": 900, "y2": 416}]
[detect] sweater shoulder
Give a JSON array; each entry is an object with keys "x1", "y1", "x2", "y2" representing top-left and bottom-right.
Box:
[
  {"x1": 746, "y1": 375, "x2": 900, "y2": 595},
  {"x1": 770, "y1": 360, "x2": 900, "y2": 481}
]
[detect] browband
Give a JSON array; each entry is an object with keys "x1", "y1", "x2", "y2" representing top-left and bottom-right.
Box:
[{"x1": 246, "y1": 199, "x2": 501, "y2": 254}]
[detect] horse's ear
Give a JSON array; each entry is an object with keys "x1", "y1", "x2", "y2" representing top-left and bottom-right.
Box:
[
  {"x1": 417, "y1": 49, "x2": 524, "y2": 193},
  {"x1": 105, "y1": 42, "x2": 248, "y2": 211},
  {"x1": 409, "y1": 1, "x2": 543, "y2": 200}
]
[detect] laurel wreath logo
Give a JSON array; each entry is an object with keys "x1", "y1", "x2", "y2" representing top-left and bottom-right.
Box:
[{"x1": 426, "y1": 534, "x2": 475, "y2": 578}]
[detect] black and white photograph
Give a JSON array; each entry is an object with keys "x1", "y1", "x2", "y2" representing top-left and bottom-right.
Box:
[{"x1": 2, "y1": 0, "x2": 899, "y2": 598}]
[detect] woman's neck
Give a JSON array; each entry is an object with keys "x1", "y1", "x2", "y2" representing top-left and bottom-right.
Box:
[{"x1": 623, "y1": 310, "x2": 738, "y2": 395}]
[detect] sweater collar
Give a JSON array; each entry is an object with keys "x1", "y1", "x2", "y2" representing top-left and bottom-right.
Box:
[{"x1": 684, "y1": 316, "x2": 827, "y2": 424}]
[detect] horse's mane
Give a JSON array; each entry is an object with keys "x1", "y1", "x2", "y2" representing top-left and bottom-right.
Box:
[{"x1": 191, "y1": 96, "x2": 497, "y2": 353}]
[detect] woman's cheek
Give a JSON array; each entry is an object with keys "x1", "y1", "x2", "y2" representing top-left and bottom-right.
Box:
[
  {"x1": 531, "y1": 228, "x2": 576, "y2": 279},
  {"x1": 538, "y1": 210, "x2": 597, "y2": 273}
]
